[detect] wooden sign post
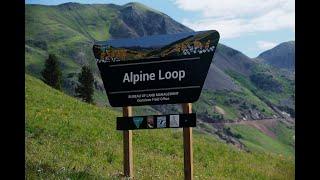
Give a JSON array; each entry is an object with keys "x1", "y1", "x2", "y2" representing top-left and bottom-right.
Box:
[
  {"x1": 123, "y1": 106, "x2": 133, "y2": 178},
  {"x1": 121, "y1": 104, "x2": 193, "y2": 179},
  {"x1": 182, "y1": 103, "x2": 193, "y2": 180}
]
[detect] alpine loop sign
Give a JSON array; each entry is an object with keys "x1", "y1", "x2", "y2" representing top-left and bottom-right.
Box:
[
  {"x1": 93, "y1": 30, "x2": 220, "y2": 107},
  {"x1": 93, "y1": 30, "x2": 220, "y2": 179}
]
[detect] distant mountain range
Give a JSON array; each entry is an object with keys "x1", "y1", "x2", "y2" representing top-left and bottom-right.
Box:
[{"x1": 25, "y1": 2, "x2": 295, "y2": 121}]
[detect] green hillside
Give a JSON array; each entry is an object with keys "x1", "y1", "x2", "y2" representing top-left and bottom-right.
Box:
[
  {"x1": 25, "y1": 3, "x2": 115, "y2": 83},
  {"x1": 228, "y1": 122, "x2": 294, "y2": 157},
  {"x1": 26, "y1": 74, "x2": 294, "y2": 179}
]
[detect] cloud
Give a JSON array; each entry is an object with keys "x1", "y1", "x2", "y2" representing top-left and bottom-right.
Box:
[
  {"x1": 174, "y1": 0, "x2": 294, "y2": 39},
  {"x1": 174, "y1": 0, "x2": 293, "y2": 18},
  {"x1": 257, "y1": 41, "x2": 277, "y2": 50}
]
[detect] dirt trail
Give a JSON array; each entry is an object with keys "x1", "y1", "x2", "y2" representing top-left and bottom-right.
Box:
[{"x1": 237, "y1": 119, "x2": 278, "y2": 138}]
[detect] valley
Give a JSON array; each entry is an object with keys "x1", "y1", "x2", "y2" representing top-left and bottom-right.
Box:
[{"x1": 25, "y1": 2, "x2": 295, "y2": 178}]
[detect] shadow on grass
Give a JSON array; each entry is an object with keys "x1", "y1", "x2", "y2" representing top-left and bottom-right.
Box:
[{"x1": 26, "y1": 161, "x2": 116, "y2": 179}]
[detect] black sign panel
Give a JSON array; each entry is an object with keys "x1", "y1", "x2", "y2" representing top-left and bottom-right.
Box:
[
  {"x1": 117, "y1": 113, "x2": 196, "y2": 130},
  {"x1": 93, "y1": 30, "x2": 220, "y2": 107}
]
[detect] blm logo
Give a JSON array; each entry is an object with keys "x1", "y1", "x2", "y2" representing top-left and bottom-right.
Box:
[{"x1": 133, "y1": 117, "x2": 144, "y2": 128}]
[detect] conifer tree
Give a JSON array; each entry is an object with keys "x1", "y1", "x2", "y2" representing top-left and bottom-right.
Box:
[
  {"x1": 75, "y1": 66, "x2": 94, "y2": 103},
  {"x1": 41, "y1": 54, "x2": 62, "y2": 90}
]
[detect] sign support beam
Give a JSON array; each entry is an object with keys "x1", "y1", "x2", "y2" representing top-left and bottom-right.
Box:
[
  {"x1": 182, "y1": 103, "x2": 193, "y2": 180},
  {"x1": 123, "y1": 106, "x2": 133, "y2": 178}
]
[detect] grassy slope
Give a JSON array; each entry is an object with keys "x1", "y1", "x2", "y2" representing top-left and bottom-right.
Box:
[
  {"x1": 227, "y1": 122, "x2": 294, "y2": 157},
  {"x1": 26, "y1": 74, "x2": 294, "y2": 179},
  {"x1": 194, "y1": 89, "x2": 274, "y2": 120},
  {"x1": 227, "y1": 64, "x2": 295, "y2": 108}
]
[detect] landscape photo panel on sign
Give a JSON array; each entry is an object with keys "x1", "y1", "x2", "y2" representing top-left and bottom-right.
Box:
[{"x1": 93, "y1": 30, "x2": 220, "y2": 107}]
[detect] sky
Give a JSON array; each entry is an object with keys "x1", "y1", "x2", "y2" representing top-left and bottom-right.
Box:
[{"x1": 26, "y1": 0, "x2": 295, "y2": 58}]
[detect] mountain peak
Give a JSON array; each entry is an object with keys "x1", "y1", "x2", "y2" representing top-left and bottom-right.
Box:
[
  {"x1": 124, "y1": 2, "x2": 145, "y2": 6},
  {"x1": 257, "y1": 41, "x2": 295, "y2": 71},
  {"x1": 57, "y1": 2, "x2": 83, "y2": 9},
  {"x1": 122, "y1": 2, "x2": 162, "y2": 14},
  {"x1": 277, "y1": 41, "x2": 295, "y2": 48},
  {"x1": 58, "y1": 2, "x2": 81, "y2": 6}
]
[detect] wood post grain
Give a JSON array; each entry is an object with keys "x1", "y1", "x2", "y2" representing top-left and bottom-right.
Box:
[
  {"x1": 123, "y1": 106, "x2": 133, "y2": 178},
  {"x1": 182, "y1": 103, "x2": 193, "y2": 180}
]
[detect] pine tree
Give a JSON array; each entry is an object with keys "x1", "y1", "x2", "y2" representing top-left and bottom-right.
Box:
[
  {"x1": 75, "y1": 66, "x2": 94, "y2": 103},
  {"x1": 41, "y1": 54, "x2": 62, "y2": 90}
]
